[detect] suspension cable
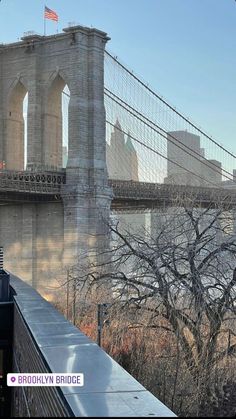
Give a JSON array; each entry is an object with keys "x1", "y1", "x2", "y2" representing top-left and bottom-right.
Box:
[
  {"x1": 105, "y1": 50, "x2": 236, "y2": 160},
  {"x1": 105, "y1": 88, "x2": 234, "y2": 182}
]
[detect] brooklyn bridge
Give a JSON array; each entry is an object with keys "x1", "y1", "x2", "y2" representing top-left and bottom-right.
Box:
[{"x1": 0, "y1": 24, "x2": 235, "y2": 417}]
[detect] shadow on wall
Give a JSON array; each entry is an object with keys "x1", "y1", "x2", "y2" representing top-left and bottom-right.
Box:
[{"x1": 0, "y1": 202, "x2": 66, "y2": 301}]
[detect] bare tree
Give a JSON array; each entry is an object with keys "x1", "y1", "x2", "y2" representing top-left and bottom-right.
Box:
[{"x1": 69, "y1": 197, "x2": 236, "y2": 415}]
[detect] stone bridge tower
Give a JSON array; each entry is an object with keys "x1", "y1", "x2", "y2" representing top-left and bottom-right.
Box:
[{"x1": 0, "y1": 26, "x2": 112, "y2": 291}]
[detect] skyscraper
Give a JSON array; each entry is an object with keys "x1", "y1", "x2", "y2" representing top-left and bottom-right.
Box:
[
  {"x1": 106, "y1": 120, "x2": 139, "y2": 180},
  {"x1": 164, "y1": 130, "x2": 222, "y2": 187},
  {"x1": 164, "y1": 130, "x2": 201, "y2": 186}
]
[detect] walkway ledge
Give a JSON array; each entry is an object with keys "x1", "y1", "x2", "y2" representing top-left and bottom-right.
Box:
[{"x1": 9, "y1": 274, "x2": 177, "y2": 417}]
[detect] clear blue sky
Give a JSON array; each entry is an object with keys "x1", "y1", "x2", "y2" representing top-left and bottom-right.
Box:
[{"x1": 0, "y1": 0, "x2": 236, "y2": 153}]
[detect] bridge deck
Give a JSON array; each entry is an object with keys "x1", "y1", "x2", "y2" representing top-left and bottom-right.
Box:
[
  {"x1": 0, "y1": 170, "x2": 236, "y2": 209},
  {"x1": 109, "y1": 179, "x2": 236, "y2": 210},
  {"x1": 0, "y1": 170, "x2": 65, "y2": 202}
]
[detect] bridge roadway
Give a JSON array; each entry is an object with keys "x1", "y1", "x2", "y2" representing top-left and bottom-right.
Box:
[{"x1": 0, "y1": 170, "x2": 236, "y2": 209}]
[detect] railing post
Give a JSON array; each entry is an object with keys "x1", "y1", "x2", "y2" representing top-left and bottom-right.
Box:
[{"x1": 0, "y1": 247, "x2": 10, "y2": 302}]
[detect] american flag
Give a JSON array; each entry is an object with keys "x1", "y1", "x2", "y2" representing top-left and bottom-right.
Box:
[{"x1": 44, "y1": 6, "x2": 58, "y2": 22}]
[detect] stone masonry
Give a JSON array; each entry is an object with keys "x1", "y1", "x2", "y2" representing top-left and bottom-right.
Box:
[{"x1": 0, "y1": 26, "x2": 112, "y2": 296}]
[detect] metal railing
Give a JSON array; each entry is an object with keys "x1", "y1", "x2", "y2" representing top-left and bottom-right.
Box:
[
  {"x1": 1, "y1": 170, "x2": 236, "y2": 208},
  {"x1": 0, "y1": 170, "x2": 66, "y2": 194},
  {"x1": 109, "y1": 179, "x2": 236, "y2": 208}
]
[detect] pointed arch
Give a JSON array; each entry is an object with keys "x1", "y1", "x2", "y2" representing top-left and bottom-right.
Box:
[
  {"x1": 5, "y1": 80, "x2": 28, "y2": 170},
  {"x1": 62, "y1": 85, "x2": 70, "y2": 168},
  {"x1": 43, "y1": 73, "x2": 70, "y2": 169}
]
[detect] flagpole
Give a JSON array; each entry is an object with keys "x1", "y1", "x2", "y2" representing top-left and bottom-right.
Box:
[{"x1": 44, "y1": 5, "x2": 46, "y2": 35}]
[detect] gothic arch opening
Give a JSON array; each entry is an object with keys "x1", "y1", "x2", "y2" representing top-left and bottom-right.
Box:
[
  {"x1": 62, "y1": 85, "x2": 69, "y2": 168},
  {"x1": 23, "y1": 93, "x2": 28, "y2": 169},
  {"x1": 5, "y1": 81, "x2": 27, "y2": 170},
  {"x1": 43, "y1": 75, "x2": 70, "y2": 169}
]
